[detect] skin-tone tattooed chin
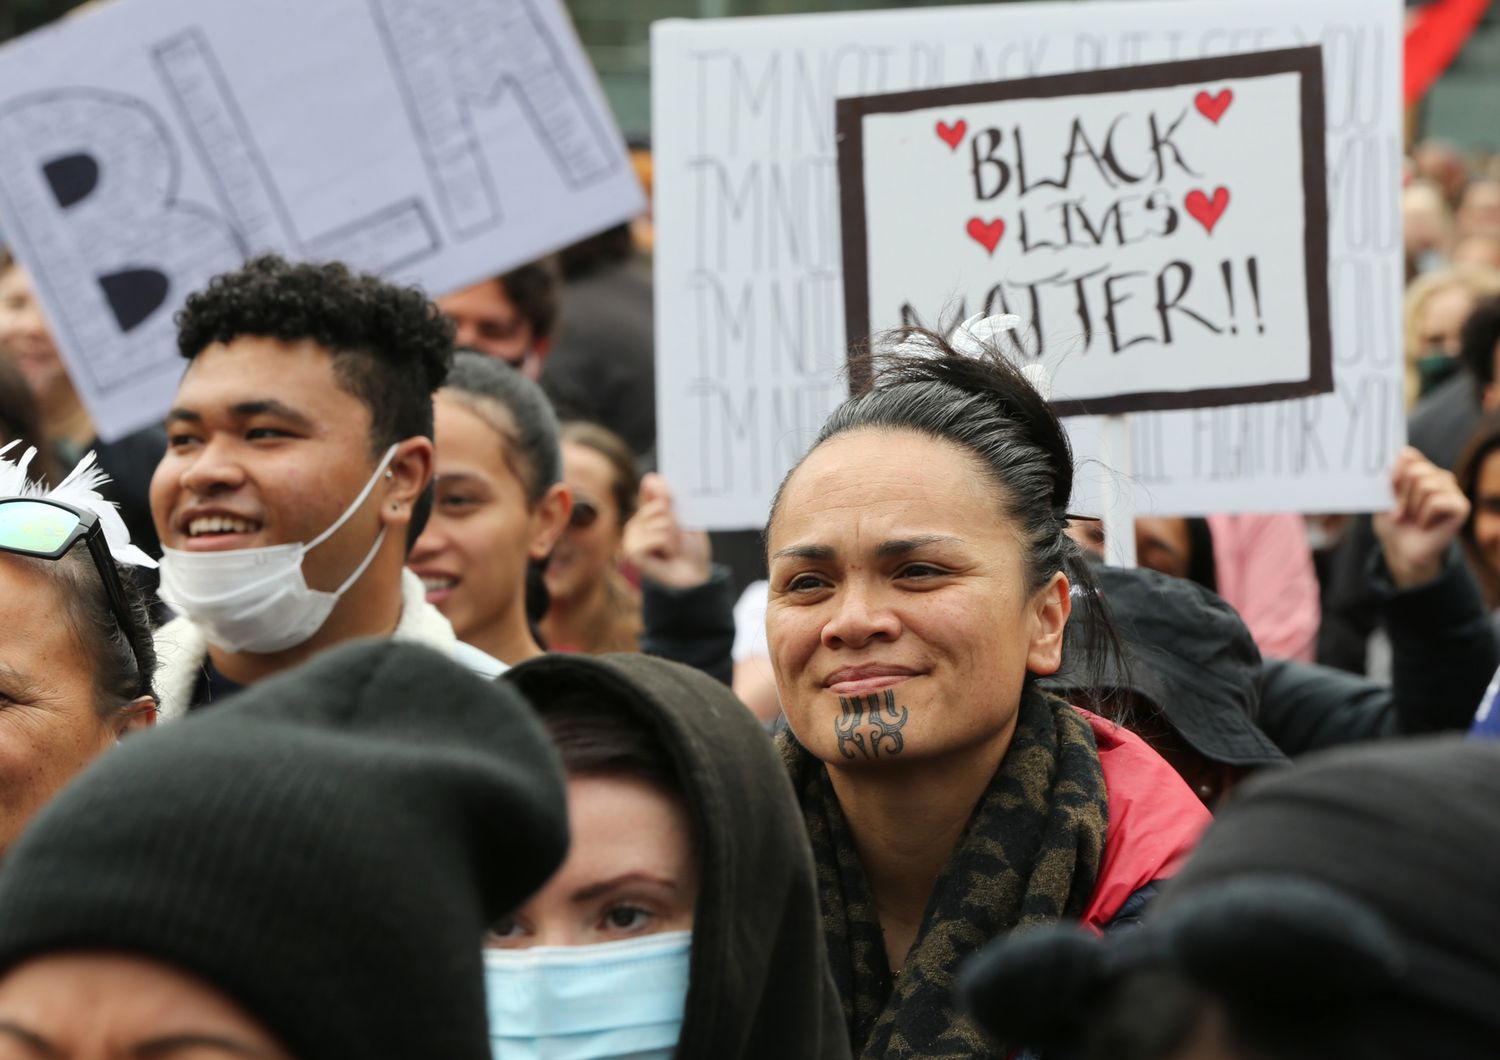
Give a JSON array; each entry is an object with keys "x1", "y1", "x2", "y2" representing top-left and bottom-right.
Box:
[{"x1": 835, "y1": 690, "x2": 911, "y2": 760}]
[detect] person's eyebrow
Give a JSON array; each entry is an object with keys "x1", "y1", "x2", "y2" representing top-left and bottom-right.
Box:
[
  {"x1": 0, "y1": 663, "x2": 49, "y2": 703},
  {"x1": 875, "y1": 535, "x2": 959, "y2": 558},
  {"x1": 165, "y1": 407, "x2": 201, "y2": 425},
  {"x1": 228, "y1": 400, "x2": 314, "y2": 430},
  {"x1": 572, "y1": 872, "x2": 679, "y2": 904},
  {"x1": 0, "y1": 1022, "x2": 59, "y2": 1057},
  {"x1": 771, "y1": 544, "x2": 835, "y2": 562},
  {"x1": 133, "y1": 1034, "x2": 270, "y2": 1058}
]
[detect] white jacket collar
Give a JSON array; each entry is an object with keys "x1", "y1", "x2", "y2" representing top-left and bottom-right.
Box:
[{"x1": 153, "y1": 569, "x2": 504, "y2": 720}]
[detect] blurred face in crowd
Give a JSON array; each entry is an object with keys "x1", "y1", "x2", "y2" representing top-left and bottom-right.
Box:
[
  {"x1": 0, "y1": 953, "x2": 292, "y2": 1059},
  {"x1": 0, "y1": 266, "x2": 68, "y2": 405},
  {"x1": 488, "y1": 773, "x2": 696, "y2": 948},
  {"x1": 1470, "y1": 450, "x2": 1500, "y2": 578},
  {"x1": 766, "y1": 429, "x2": 1069, "y2": 770},
  {"x1": 1458, "y1": 180, "x2": 1500, "y2": 239},
  {"x1": 1415, "y1": 283, "x2": 1479, "y2": 360},
  {"x1": 1402, "y1": 183, "x2": 1451, "y2": 258},
  {"x1": 1066, "y1": 516, "x2": 1194, "y2": 579},
  {"x1": 1413, "y1": 141, "x2": 1468, "y2": 205},
  {"x1": 0, "y1": 557, "x2": 146, "y2": 855},
  {"x1": 1134, "y1": 517, "x2": 1193, "y2": 580},
  {"x1": 409, "y1": 395, "x2": 568, "y2": 656},
  {"x1": 437, "y1": 279, "x2": 544, "y2": 380},
  {"x1": 545, "y1": 442, "x2": 626, "y2": 607},
  {"x1": 151, "y1": 337, "x2": 423, "y2": 596},
  {"x1": 1451, "y1": 234, "x2": 1500, "y2": 272}
]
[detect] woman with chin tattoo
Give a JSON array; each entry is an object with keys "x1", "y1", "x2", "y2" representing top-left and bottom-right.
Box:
[{"x1": 763, "y1": 317, "x2": 1212, "y2": 1060}]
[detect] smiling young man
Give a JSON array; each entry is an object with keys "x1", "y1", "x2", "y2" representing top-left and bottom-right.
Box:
[{"x1": 150, "y1": 254, "x2": 502, "y2": 717}]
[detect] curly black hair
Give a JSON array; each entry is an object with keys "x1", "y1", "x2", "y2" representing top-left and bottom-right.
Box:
[{"x1": 175, "y1": 254, "x2": 455, "y2": 455}]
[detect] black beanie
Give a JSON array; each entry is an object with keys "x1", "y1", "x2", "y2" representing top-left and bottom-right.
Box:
[
  {"x1": 959, "y1": 737, "x2": 1500, "y2": 1058},
  {"x1": 0, "y1": 640, "x2": 569, "y2": 1060}
]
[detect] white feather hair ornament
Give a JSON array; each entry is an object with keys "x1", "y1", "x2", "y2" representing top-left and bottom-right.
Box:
[
  {"x1": 0, "y1": 440, "x2": 157, "y2": 568},
  {"x1": 894, "y1": 311, "x2": 1026, "y2": 360},
  {"x1": 948, "y1": 311, "x2": 1023, "y2": 358}
]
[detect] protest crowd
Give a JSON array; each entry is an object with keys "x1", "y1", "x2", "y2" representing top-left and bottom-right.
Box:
[{"x1": 0, "y1": 0, "x2": 1498, "y2": 1058}]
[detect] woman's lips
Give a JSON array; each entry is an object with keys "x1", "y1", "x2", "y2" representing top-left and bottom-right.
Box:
[{"x1": 826, "y1": 670, "x2": 917, "y2": 695}]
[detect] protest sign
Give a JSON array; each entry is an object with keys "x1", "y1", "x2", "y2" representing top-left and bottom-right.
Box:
[
  {"x1": 839, "y1": 48, "x2": 1332, "y2": 417},
  {"x1": 652, "y1": 0, "x2": 1402, "y2": 528},
  {"x1": 0, "y1": 0, "x2": 644, "y2": 441}
]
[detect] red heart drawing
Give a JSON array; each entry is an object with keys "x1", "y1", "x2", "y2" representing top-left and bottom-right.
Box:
[
  {"x1": 1184, "y1": 187, "x2": 1230, "y2": 233},
  {"x1": 966, "y1": 216, "x2": 1005, "y2": 254},
  {"x1": 935, "y1": 119, "x2": 967, "y2": 150},
  {"x1": 1194, "y1": 89, "x2": 1233, "y2": 123}
]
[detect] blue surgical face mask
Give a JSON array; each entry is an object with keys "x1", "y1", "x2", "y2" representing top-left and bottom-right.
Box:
[{"x1": 484, "y1": 930, "x2": 691, "y2": 1060}]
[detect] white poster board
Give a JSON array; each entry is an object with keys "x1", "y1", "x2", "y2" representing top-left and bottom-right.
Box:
[
  {"x1": 840, "y1": 49, "x2": 1333, "y2": 416},
  {"x1": 0, "y1": 0, "x2": 645, "y2": 441},
  {"x1": 652, "y1": 0, "x2": 1402, "y2": 528}
]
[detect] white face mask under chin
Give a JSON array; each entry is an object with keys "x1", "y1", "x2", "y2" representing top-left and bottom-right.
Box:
[{"x1": 157, "y1": 446, "x2": 398, "y2": 654}]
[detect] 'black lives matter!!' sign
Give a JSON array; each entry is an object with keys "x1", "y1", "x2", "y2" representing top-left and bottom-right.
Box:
[{"x1": 838, "y1": 48, "x2": 1331, "y2": 416}]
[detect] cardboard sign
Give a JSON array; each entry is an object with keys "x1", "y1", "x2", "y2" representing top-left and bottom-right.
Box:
[
  {"x1": 652, "y1": 0, "x2": 1402, "y2": 528},
  {"x1": 0, "y1": 0, "x2": 644, "y2": 441},
  {"x1": 839, "y1": 49, "x2": 1333, "y2": 417}
]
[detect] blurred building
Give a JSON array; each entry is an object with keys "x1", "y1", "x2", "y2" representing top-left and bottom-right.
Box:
[{"x1": 567, "y1": 0, "x2": 1036, "y2": 141}]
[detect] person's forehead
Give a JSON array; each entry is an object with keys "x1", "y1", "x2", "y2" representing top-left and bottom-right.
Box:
[
  {"x1": 1476, "y1": 449, "x2": 1500, "y2": 487},
  {"x1": 775, "y1": 431, "x2": 997, "y2": 533},
  {"x1": 0, "y1": 556, "x2": 79, "y2": 677},
  {"x1": 438, "y1": 278, "x2": 516, "y2": 318},
  {"x1": 175, "y1": 338, "x2": 371, "y2": 427}
]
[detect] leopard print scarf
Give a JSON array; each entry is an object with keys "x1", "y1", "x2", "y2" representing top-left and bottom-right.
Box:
[{"x1": 780, "y1": 688, "x2": 1109, "y2": 1058}]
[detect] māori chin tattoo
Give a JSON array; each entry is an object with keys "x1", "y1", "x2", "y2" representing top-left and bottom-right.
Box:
[{"x1": 834, "y1": 689, "x2": 910, "y2": 759}]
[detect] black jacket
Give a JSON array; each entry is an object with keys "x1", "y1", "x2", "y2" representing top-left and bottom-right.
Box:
[
  {"x1": 1259, "y1": 546, "x2": 1497, "y2": 755},
  {"x1": 641, "y1": 563, "x2": 737, "y2": 686}
]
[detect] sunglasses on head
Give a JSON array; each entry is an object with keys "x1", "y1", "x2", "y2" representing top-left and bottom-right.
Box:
[
  {"x1": 0, "y1": 497, "x2": 149, "y2": 694},
  {"x1": 569, "y1": 499, "x2": 600, "y2": 530}
]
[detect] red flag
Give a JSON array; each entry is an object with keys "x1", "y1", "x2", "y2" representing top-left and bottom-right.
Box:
[{"x1": 1406, "y1": 0, "x2": 1492, "y2": 107}]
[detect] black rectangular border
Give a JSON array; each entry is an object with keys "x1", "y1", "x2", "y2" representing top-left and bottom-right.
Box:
[{"x1": 836, "y1": 46, "x2": 1332, "y2": 416}]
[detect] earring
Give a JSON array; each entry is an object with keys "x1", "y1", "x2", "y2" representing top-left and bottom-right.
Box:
[
  {"x1": 384, "y1": 470, "x2": 394, "y2": 480},
  {"x1": 1197, "y1": 783, "x2": 1214, "y2": 799}
]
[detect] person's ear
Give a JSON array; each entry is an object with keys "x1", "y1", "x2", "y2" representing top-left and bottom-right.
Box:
[
  {"x1": 381, "y1": 437, "x2": 434, "y2": 529},
  {"x1": 529, "y1": 482, "x2": 573, "y2": 561},
  {"x1": 1484, "y1": 382, "x2": 1500, "y2": 414},
  {"x1": 112, "y1": 696, "x2": 157, "y2": 739},
  {"x1": 1025, "y1": 571, "x2": 1072, "y2": 675}
]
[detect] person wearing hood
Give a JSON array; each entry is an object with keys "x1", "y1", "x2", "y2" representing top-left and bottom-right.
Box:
[
  {"x1": 762, "y1": 318, "x2": 1210, "y2": 1059},
  {"x1": 0, "y1": 640, "x2": 568, "y2": 1059},
  {"x1": 149, "y1": 254, "x2": 502, "y2": 718},
  {"x1": 959, "y1": 736, "x2": 1500, "y2": 1059},
  {"x1": 500, "y1": 651, "x2": 849, "y2": 1060}
]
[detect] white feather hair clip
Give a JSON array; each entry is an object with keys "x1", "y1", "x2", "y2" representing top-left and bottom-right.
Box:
[
  {"x1": 949, "y1": 311, "x2": 1023, "y2": 358},
  {"x1": 894, "y1": 312, "x2": 1053, "y2": 400},
  {"x1": 0, "y1": 440, "x2": 157, "y2": 568}
]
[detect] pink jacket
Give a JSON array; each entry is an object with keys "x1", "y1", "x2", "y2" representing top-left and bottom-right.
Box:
[{"x1": 1206, "y1": 513, "x2": 1322, "y2": 663}]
